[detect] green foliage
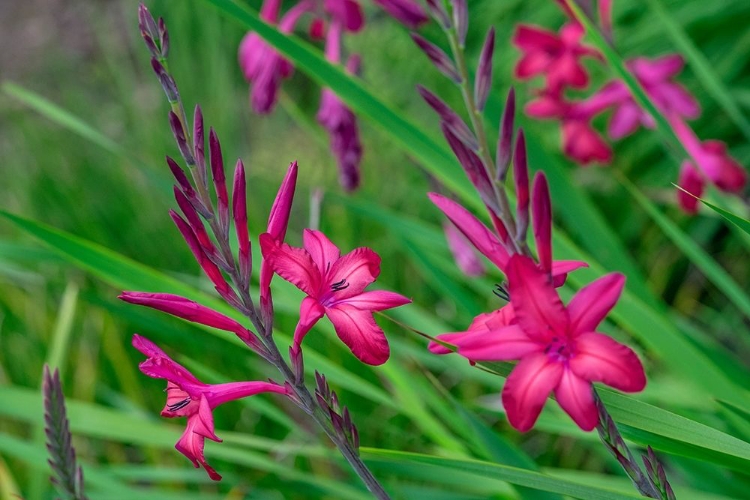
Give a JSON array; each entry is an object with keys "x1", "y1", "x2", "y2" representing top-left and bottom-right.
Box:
[{"x1": 2, "y1": 0, "x2": 750, "y2": 498}]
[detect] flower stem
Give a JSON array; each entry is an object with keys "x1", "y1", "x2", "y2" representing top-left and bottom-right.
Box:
[
  {"x1": 594, "y1": 391, "x2": 663, "y2": 498},
  {"x1": 443, "y1": 25, "x2": 529, "y2": 257}
]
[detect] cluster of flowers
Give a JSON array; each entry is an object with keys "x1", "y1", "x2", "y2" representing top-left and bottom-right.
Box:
[
  {"x1": 239, "y1": 0, "x2": 428, "y2": 191},
  {"x1": 134, "y1": 5, "x2": 409, "y2": 481},
  {"x1": 512, "y1": 1, "x2": 746, "y2": 213}
]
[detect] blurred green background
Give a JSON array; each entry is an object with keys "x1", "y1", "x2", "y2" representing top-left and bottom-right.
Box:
[{"x1": 1, "y1": 0, "x2": 750, "y2": 498}]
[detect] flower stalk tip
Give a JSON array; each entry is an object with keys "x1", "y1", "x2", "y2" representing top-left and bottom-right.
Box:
[{"x1": 474, "y1": 27, "x2": 495, "y2": 112}]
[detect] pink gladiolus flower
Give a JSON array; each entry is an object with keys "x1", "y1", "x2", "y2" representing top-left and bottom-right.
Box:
[
  {"x1": 373, "y1": 0, "x2": 428, "y2": 28},
  {"x1": 238, "y1": 0, "x2": 310, "y2": 113},
  {"x1": 580, "y1": 55, "x2": 699, "y2": 140},
  {"x1": 513, "y1": 23, "x2": 599, "y2": 92},
  {"x1": 133, "y1": 334, "x2": 288, "y2": 480},
  {"x1": 259, "y1": 229, "x2": 411, "y2": 365},
  {"x1": 432, "y1": 255, "x2": 646, "y2": 432}
]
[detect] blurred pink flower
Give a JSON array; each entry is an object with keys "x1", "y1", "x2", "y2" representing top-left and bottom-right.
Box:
[
  {"x1": 431, "y1": 255, "x2": 646, "y2": 432},
  {"x1": 444, "y1": 222, "x2": 485, "y2": 277},
  {"x1": 324, "y1": 0, "x2": 364, "y2": 32},
  {"x1": 239, "y1": 0, "x2": 311, "y2": 113},
  {"x1": 259, "y1": 229, "x2": 410, "y2": 365},
  {"x1": 317, "y1": 21, "x2": 363, "y2": 191},
  {"x1": 672, "y1": 116, "x2": 747, "y2": 212},
  {"x1": 133, "y1": 334, "x2": 288, "y2": 480},
  {"x1": 580, "y1": 55, "x2": 699, "y2": 139},
  {"x1": 513, "y1": 22, "x2": 599, "y2": 92}
]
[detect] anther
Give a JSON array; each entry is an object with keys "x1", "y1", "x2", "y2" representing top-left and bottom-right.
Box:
[
  {"x1": 168, "y1": 397, "x2": 191, "y2": 411},
  {"x1": 331, "y1": 279, "x2": 350, "y2": 292},
  {"x1": 493, "y1": 283, "x2": 510, "y2": 302}
]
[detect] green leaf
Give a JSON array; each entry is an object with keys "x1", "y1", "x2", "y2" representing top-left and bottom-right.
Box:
[
  {"x1": 619, "y1": 174, "x2": 750, "y2": 319},
  {"x1": 361, "y1": 449, "x2": 642, "y2": 499},
  {"x1": 676, "y1": 186, "x2": 750, "y2": 236}
]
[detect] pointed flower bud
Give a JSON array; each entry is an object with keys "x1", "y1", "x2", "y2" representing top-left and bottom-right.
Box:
[
  {"x1": 531, "y1": 172, "x2": 552, "y2": 275},
  {"x1": 193, "y1": 105, "x2": 207, "y2": 185},
  {"x1": 417, "y1": 85, "x2": 478, "y2": 151},
  {"x1": 373, "y1": 0, "x2": 429, "y2": 29},
  {"x1": 120, "y1": 292, "x2": 263, "y2": 353},
  {"x1": 426, "y1": 0, "x2": 451, "y2": 28},
  {"x1": 174, "y1": 187, "x2": 216, "y2": 258},
  {"x1": 496, "y1": 88, "x2": 516, "y2": 181},
  {"x1": 474, "y1": 27, "x2": 495, "y2": 112},
  {"x1": 513, "y1": 130, "x2": 529, "y2": 242},
  {"x1": 411, "y1": 33, "x2": 461, "y2": 83},
  {"x1": 157, "y1": 17, "x2": 169, "y2": 58},
  {"x1": 441, "y1": 124, "x2": 497, "y2": 214},
  {"x1": 232, "y1": 160, "x2": 251, "y2": 287},
  {"x1": 169, "y1": 111, "x2": 194, "y2": 166},
  {"x1": 170, "y1": 210, "x2": 230, "y2": 295},
  {"x1": 209, "y1": 128, "x2": 229, "y2": 235},
  {"x1": 138, "y1": 3, "x2": 161, "y2": 57},
  {"x1": 450, "y1": 0, "x2": 468, "y2": 46},
  {"x1": 151, "y1": 58, "x2": 179, "y2": 103}
]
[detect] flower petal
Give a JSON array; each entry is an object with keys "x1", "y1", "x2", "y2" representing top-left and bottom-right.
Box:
[
  {"x1": 429, "y1": 193, "x2": 509, "y2": 270},
  {"x1": 338, "y1": 290, "x2": 411, "y2": 311},
  {"x1": 502, "y1": 352, "x2": 563, "y2": 432},
  {"x1": 303, "y1": 229, "x2": 341, "y2": 275},
  {"x1": 292, "y1": 296, "x2": 326, "y2": 349},
  {"x1": 531, "y1": 172, "x2": 552, "y2": 274},
  {"x1": 326, "y1": 304, "x2": 390, "y2": 365},
  {"x1": 567, "y1": 272, "x2": 625, "y2": 335},
  {"x1": 550, "y1": 260, "x2": 588, "y2": 287},
  {"x1": 570, "y1": 332, "x2": 646, "y2": 392},
  {"x1": 325, "y1": 247, "x2": 381, "y2": 300},
  {"x1": 132, "y1": 334, "x2": 203, "y2": 387},
  {"x1": 259, "y1": 233, "x2": 321, "y2": 296},
  {"x1": 175, "y1": 397, "x2": 222, "y2": 481},
  {"x1": 554, "y1": 370, "x2": 598, "y2": 431},
  {"x1": 456, "y1": 325, "x2": 541, "y2": 361},
  {"x1": 506, "y1": 255, "x2": 568, "y2": 341}
]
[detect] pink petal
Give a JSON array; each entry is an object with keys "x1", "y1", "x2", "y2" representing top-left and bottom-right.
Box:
[
  {"x1": 473, "y1": 305, "x2": 516, "y2": 330},
  {"x1": 132, "y1": 334, "x2": 203, "y2": 387},
  {"x1": 372, "y1": 0, "x2": 428, "y2": 28},
  {"x1": 515, "y1": 52, "x2": 551, "y2": 79},
  {"x1": 513, "y1": 25, "x2": 561, "y2": 52},
  {"x1": 554, "y1": 369, "x2": 598, "y2": 431},
  {"x1": 428, "y1": 193, "x2": 509, "y2": 270},
  {"x1": 292, "y1": 296, "x2": 326, "y2": 349},
  {"x1": 428, "y1": 331, "x2": 466, "y2": 354},
  {"x1": 562, "y1": 120, "x2": 613, "y2": 165},
  {"x1": 326, "y1": 304, "x2": 390, "y2": 365},
  {"x1": 676, "y1": 161, "x2": 704, "y2": 214},
  {"x1": 338, "y1": 290, "x2": 411, "y2": 311},
  {"x1": 570, "y1": 332, "x2": 647, "y2": 392},
  {"x1": 175, "y1": 398, "x2": 222, "y2": 481},
  {"x1": 444, "y1": 223, "x2": 486, "y2": 277},
  {"x1": 456, "y1": 325, "x2": 541, "y2": 361},
  {"x1": 506, "y1": 255, "x2": 569, "y2": 341},
  {"x1": 161, "y1": 381, "x2": 198, "y2": 417},
  {"x1": 303, "y1": 229, "x2": 341, "y2": 274},
  {"x1": 502, "y1": 352, "x2": 563, "y2": 432},
  {"x1": 325, "y1": 247, "x2": 381, "y2": 300},
  {"x1": 608, "y1": 102, "x2": 643, "y2": 139},
  {"x1": 204, "y1": 381, "x2": 289, "y2": 408},
  {"x1": 531, "y1": 172, "x2": 552, "y2": 274},
  {"x1": 567, "y1": 272, "x2": 625, "y2": 335},
  {"x1": 632, "y1": 54, "x2": 684, "y2": 82},
  {"x1": 550, "y1": 260, "x2": 588, "y2": 287},
  {"x1": 659, "y1": 83, "x2": 700, "y2": 119},
  {"x1": 259, "y1": 233, "x2": 321, "y2": 296}
]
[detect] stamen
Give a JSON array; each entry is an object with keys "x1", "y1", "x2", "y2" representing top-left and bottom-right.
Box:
[
  {"x1": 493, "y1": 283, "x2": 510, "y2": 302},
  {"x1": 168, "y1": 397, "x2": 191, "y2": 411},
  {"x1": 331, "y1": 278, "x2": 349, "y2": 292}
]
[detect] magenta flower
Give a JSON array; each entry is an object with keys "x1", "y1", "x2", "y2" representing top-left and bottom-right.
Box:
[
  {"x1": 671, "y1": 116, "x2": 747, "y2": 211},
  {"x1": 525, "y1": 91, "x2": 612, "y2": 166},
  {"x1": 133, "y1": 334, "x2": 288, "y2": 480},
  {"x1": 238, "y1": 0, "x2": 309, "y2": 113},
  {"x1": 580, "y1": 55, "x2": 699, "y2": 140},
  {"x1": 433, "y1": 255, "x2": 646, "y2": 432},
  {"x1": 324, "y1": 0, "x2": 364, "y2": 32},
  {"x1": 259, "y1": 229, "x2": 411, "y2": 365},
  {"x1": 513, "y1": 23, "x2": 599, "y2": 92}
]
